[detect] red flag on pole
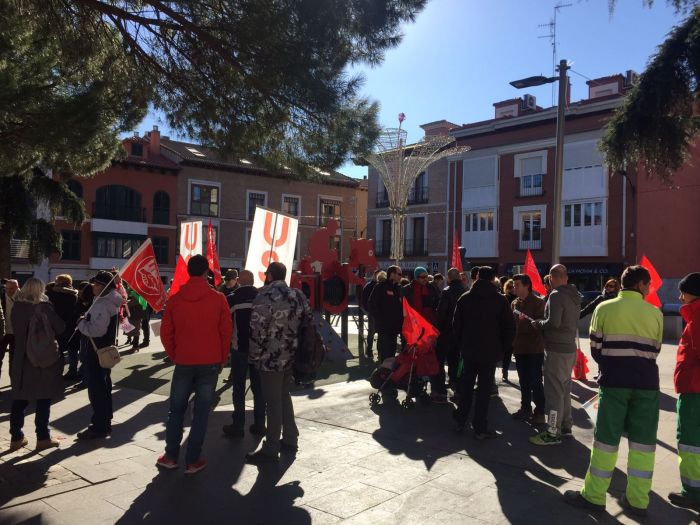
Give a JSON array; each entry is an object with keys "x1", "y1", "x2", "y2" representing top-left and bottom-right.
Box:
[
  {"x1": 401, "y1": 298, "x2": 439, "y2": 351},
  {"x1": 451, "y1": 230, "x2": 463, "y2": 272},
  {"x1": 119, "y1": 239, "x2": 167, "y2": 312},
  {"x1": 168, "y1": 255, "x2": 189, "y2": 299},
  {"x1": 639, "y1": 254, "x2": 663, "y2": 307},
  {"x1": 524, "y1": 249, "x2": 547, "y2": 297},
  {"x1": 206, "y1": 220, "x2": 222, "y2": 286}
]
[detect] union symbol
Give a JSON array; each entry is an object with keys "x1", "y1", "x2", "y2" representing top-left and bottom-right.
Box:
[{"x1": 135, "y1": 256, "x2": 162, "y2": 296}]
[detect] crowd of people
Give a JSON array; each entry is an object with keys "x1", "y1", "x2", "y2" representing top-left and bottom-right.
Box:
[{"x1": 0, "y1": 258, "x2": 699, "y2": 514}]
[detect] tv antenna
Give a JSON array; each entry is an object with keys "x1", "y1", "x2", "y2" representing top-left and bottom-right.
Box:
[{"x1": 539, "y1": 2, "x2": 572, "y2": 105}]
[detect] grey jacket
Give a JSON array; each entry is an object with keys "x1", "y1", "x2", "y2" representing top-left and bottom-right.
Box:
[{"x1": 533, "y1": 284, "x2": 581, "y2": 353}]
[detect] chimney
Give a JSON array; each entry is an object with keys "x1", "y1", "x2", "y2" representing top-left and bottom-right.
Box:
[{"x1": 149, "y1": 125, "x2": 160, "y2": 156}]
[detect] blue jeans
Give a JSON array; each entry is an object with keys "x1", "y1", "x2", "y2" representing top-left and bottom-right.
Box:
[
  {"x1": 230, "y1": 351, "x2": 265, "y2": 428},
  {"x1": 165, "y1": 364, "x2": 219, "y2": 464},
  {"x1": 11, "y1": 399, "x2": 51, "y2": 441},
  {"x1": 515, "y1": 353, "x2": 545, "y2": 415}
]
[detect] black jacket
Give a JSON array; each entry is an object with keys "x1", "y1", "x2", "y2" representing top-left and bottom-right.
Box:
[
  {"x1": 453, "y1": 279, "x2": 515, "y2": 364},
  {"x1": 47, "y1": 286, "x2": 79, "y2": 334},
  {"x1": 368, "y1": 280, "x2": 403, "y2": 334},
  {"x1": 436, "y1": 280, "x2": 466, "y2": 334},
  {"x1": 579, "y1": 291, "x2": 617, "y2": 319},
  {"x1": 227, "y1": 285, "x2": 258, "y2": 353},
  {"x1": 361, "y1": 280, "x2": 377, "y2": 313}
]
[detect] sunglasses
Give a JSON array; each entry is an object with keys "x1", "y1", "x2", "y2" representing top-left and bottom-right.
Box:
[{"x1": 418, "y1": 275, "x2": 428, "y2": 279}]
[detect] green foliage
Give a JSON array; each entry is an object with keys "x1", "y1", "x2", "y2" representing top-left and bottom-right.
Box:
[{"x1": 601, "y1": 6, "x2": 700, "y2": 179}]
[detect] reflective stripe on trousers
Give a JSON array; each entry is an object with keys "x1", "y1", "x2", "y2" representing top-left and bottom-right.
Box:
[
  {"x1": 581, "y1": 441, "x2": 618, "y2": 506},
  {"x1": 626, "y1": 442, "x2": 655, "y2": 510}
]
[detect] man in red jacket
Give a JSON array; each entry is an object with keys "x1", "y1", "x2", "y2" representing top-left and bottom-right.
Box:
[
  {"x1": 157, "y1": 255, "x2": 232, "y2": 475},
  {"x1": 669, "y1": 272, "x2": 700, "y2": 511}
]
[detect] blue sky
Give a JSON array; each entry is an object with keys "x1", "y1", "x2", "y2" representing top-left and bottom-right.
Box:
[{"x1": 139, "y1": 0, "x2": 685, "y2": 179}]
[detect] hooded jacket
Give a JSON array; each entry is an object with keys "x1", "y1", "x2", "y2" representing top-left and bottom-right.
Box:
[
  {"x1": 534, "y1": 284, "x2": 582, "y2": 353},
  {"x1": 161, "y1": 276, "x2": 232, "y2": 365},
  {"x1": 77, "y1": 288, "x2": 122, "y2": 349},
  {"x1": 674, "y1": 299, "x2": 700, "y2": 394}
]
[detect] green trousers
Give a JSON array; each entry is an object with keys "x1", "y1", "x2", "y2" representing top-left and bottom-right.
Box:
[
  {"x1": 581, "y1": 387, "x2": 659, "y2": 510},
  {"x1": 678, "y1": 393, "x2": 700, "y2": 501}
]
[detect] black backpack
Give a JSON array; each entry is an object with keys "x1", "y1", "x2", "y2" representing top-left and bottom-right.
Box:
[{"x1": 294, "y1": 315, "x2": 327, "y2": 383}]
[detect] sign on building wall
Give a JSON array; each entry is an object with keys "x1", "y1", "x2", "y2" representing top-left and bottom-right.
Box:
[
  {"x1": 245, "y1": 207, "x2": 299, "y2": 287},
  {"x1": 180, "y1": 220, "x2": 203, "y2": 260}
]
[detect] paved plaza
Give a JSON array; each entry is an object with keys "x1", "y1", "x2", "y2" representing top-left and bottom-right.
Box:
[{"x1": 0, "y1": 325, "x2": 697, "y2": 524}]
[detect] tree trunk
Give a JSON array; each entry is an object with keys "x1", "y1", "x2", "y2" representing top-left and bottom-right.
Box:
[{"x1": 0, "y1": 225, "x2": 12, "y2": 278}]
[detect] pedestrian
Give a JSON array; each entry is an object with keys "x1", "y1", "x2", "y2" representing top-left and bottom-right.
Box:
[
  {"x1": 361, "y1": 270, "x2": 381, "y2": 361},
  {"x1": 46, "y1": 275, "x2": 78, "y2": 380},
  {"x1": 434, "y1": 268, "x2": 466, "y2": 403},
  {"x1": 564, "y1": 265, "x2": 663, "y2": 516},
  {"x1": 452, "y1": 266, "x2": 515, "y2": 439},
  {"x1": 158, "y1": 255, "x2": 232, "y2": 474},
  {"x1": 367, "y1": 266, "x2": 404, "y2": 363},
  {"x1": 69, "y1": 282, "x2": 94, "y2": 384},
  {"x1": 403, "y1": 266, "x2": 439, "y2": 327},
  {"x1": 668, "y1": 272, "x2": 700, "y2": 512},
  {"x1": 501, "y1": 278, "x2": 518, "y2": 382},
  {"x1": 7, "y1": 278, "x2": 65, "y2": 452},
  {"x1": 433, "y1": 273, "x2": 445, "y2": 291},
  {"x1": 218, "y1": 269, "x2": 240, "y2": 297},
  {"x1": 245, "y1": 262, "x2": 312, "y2": 464},
  {"x1": 1, "y1": 279, "x2": 20, "y2": 383},
  {"x1": 75, "y1": 271, "x2": 122, "y2": 440},
  {"x1": 125, "y1": 288, "x2": 146, "y2": 351},
  {"x1": 529, "y1": 265, "x2": 581, "y2": 445},
  {"x1": 223, "y1": 270, "x2": 266, "y2": 438},
  {"x1": 140, "y1": 304, "x2": 152, "y2": 349},
  {"x1": 542, "y1": 274, "x2": 552, "y2": 299},
  {"x1": 510, "y1": 274, "x2": 546, "y2": 423},
  {"x1": 580, "y1": 279, "x2": 620, "y2": 319}
]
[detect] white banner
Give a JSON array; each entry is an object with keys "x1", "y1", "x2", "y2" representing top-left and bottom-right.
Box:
[
  {"x1": 245, "y1": 207, "x2": 299, "y2": 287},
  {"x1": 179, "y1": 220, "x2": 203, "y2": 260}
]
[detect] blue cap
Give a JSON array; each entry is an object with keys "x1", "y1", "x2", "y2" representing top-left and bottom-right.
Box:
[{"x1": 414, "y1": 267, "x2": 428, "y2": 279}]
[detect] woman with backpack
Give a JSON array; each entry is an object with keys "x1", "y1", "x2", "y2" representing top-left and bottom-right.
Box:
[
  {"x1": 76, "y1": 271, "x2": 122, "y2": 440},
  {"x1": 8, "y1": 278, "x2": 65, "y2": 452}
]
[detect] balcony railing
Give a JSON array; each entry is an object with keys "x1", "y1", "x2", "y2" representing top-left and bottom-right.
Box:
[
  {"x1": 517, "y1": 238, "x2": 542, "y2": 251},
  {"x1": 92, "y1": 203, "x2": 146, "y2": 222},
  {"x1": 375, "y1": 239, "x2": 392, "y2": 257},
  {"x1": 404, "y1": 237, "x2": 428, "y2": 256},
  {"x1": 407, "y1": 186, "x2": 429, "y2": 205},
  {"x1": 10, "y1": 239, "x2": 30, "y2": 259},
  {"x1": 518, "y1": 185, "x2": 544, "y2": 198},
  {"x1": 376, "y1": 193, "x2": 390, "y2": 208}
]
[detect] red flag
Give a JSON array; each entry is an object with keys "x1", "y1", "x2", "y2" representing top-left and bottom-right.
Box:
[
  {"x1": 402, "y1": 298, "x2": 439, "y2": 352},
  {"x1": 168, "y1": 255, "x2": 189, "y2": 299},
  {"x1": 206, "y1": 220, "x2": 222, "y2": 286},
  {"x1": 119, "y1": 239, "x2": 167, "y2": 312},
  {"x1": 639, "y1": 255, "x2": 663, "y2": 307},
  {"x1": 451, "y1": 230, "x2": 463, "y2": 272},
  {"x1": 524, "y1": 250, "x2": 547, "y2": 297}
]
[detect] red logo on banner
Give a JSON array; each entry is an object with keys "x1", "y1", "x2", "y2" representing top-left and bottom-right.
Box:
[{"x1": 120, "y1": 240, "x2": 167, "y2": 312}]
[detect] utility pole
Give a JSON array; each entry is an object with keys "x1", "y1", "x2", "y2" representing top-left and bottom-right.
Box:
[{"x1": 552, "y1": 58, "x2": 569, "y2": 266}]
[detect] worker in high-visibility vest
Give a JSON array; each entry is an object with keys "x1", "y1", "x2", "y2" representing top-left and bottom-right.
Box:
[
  {"x1": 669, "y1": 272, "x2": 700, "y2": 512},
  {"x1": 564, "y1": 265, "x2": 663, "y2": 517}
]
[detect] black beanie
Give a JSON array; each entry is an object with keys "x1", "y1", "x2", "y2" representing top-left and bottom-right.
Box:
[{"x1": 679, "y1": 273, "x2": 700, "y2": 297}]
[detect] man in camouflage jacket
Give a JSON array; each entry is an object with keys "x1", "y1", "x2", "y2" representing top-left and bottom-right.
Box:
[{"x1": 246, "y1": 262, "x2": 312, "y2": 464}]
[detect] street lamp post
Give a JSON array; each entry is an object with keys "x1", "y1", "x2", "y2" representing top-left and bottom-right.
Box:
[{"x1": 511, "y1": 59, "x2": 569, "y2": 265}]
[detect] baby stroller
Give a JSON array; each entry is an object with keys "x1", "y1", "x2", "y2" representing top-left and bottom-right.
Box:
[{"x1": 368, "y1": 343, "x2": 437, "y2": 408}]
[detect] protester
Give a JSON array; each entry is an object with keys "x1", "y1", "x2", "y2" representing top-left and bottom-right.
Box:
[
  {"x1": 668, "y1": 272, "x2": 700, "y2": 511},
  {"x1": 140, "y1": 304, "x2": 152, "y2": 348},
  {"x1": 69, "y1": 283, "x2": 94, "y2": 384},
  {"x1": 76, "y1": 271, "x2": 122, "y2": 440},
  {"x1": 403, "y1": 267, "x2": 439, "y2": 327},
  {"x1": 452, "y1": 266, "x2": 515, "y2": 439},
  {"x1": 400, "y1": 277, "x2": 410, "y2": 287},
  {"x1": 368, "y1": 266, "x2": 404, "y2": 363},
  {"x1": 46, "y1": 275, "x2": 78, "y2": 379},
  {"x1": 530, "y1": 264, "x2": 581, "y2": 445},
  {"x1": 579, "y1": 279, "x2": 620, "y2": 319},
  {"x1": 434, "y1": 268, "x2": 465, "y2": 403},
  {"x1": 223, "y1": 270, "x2": 266, "y2": 438},
  {"x1": 543, "y1": 274, "x2": 552, "y2": 299},
  {"x1": 565, "y1": 265, "x2": 663, "y2": 516},
  {"x1": 1, "y1": 279, "x2": 19, "y2": 383},
  {"x1": 433, "y1": 273, "x2": 445, "y2": 291},
  {"x1": 245, "y1": 262, "x2": 312, "y2": 464},
  {"x1": 501, "y1": 279, "x2": 518, "y2": 382},
  {"x1": 218, "y1": 269, "x2": 240, "y2": 297},
  {"x1": 125, "y1": 288, "x2": 146, "y2": 351},
  {"x1": 510, "y1": 274, "x2": 546, "y2": 423},
  {"x1": 361, "y1": 270, "x2": 381, "y2": 361},
  {"x1": 7, "y1": 278, "x2": 66, "y2": 452},
  {"x1": 158, "y1": 255, "x2": 232, "y2": 474}
]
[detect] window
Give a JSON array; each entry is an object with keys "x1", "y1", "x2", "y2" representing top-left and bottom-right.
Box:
[
  {"x1": 66, "y1": 180, "x2": 83, "y2": 198},
  {"x1": 282, "y1": 195, "x2": 300, "y2": 217},
  {"x1": 520, "y1": 212, "x2": 542, "y2": 249},
  {"x1": 153, "y1": 191, "x2": 170, "y2": 224},
  {"x1": 378, "y1": 219, "x2": 392, "y2": 256},
  {"x1": 319, "y1": 198, "x2": 341, "y2": 226},
  {"x1": 190, "y1": 183, "x2": 219, "y2": 217},
  {"x1": 131, "y1": 143, "x2": 143, "y2": 156},
  {"x1": 95, "y1": 185, "x2": 143, "y2": 221},
  {"x1": 564, "y1": 200, "x2": 605, "y2": 228},
  {"x1": 409, "y1": 172, "x2": 428, "y2": 204},
  {"x1": 464, "y1": 211, "x2": 495, "y2": 232},
  {"x1": 247, "y1": 191, "x2": 267, "y2": 221},
  {"x1": 95, "y1": 235, "x2": 144, "y2": 258},
  {"x1": 61, "y1": 231, "x2": 81, "y2": 261},
  {"x1": 515, "y1": 151, "x2": 546, "y2": 197},
  {"x1": 152, "y1": 237, "x2": 169, "y2": 264}
]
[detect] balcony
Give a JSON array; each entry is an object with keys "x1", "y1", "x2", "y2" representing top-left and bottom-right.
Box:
[
  {"x1": 404, "y1": 237, "x2": 428, "y2": 256},
  {"x1": 518, "y1": 186, "x2": 544, "y2": 198},
  {"x1": 375, "y1": 239, "x2": 392, "y2": 257},
  {"x1": 517, "y1": 238, "x2": 542, "y2": 251},
  {"x1": 518, "y1": 174, "x2": 544, "y2": 198},
  {"x1": 407, "y1": 186, "x2": 429, "y2": 205},
  {"x1": 376, "y1": 193, "x2": 390, "y2": 208},
  {"x1": 92, "y1": 203, "x2": 146, "y2": 222}
]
